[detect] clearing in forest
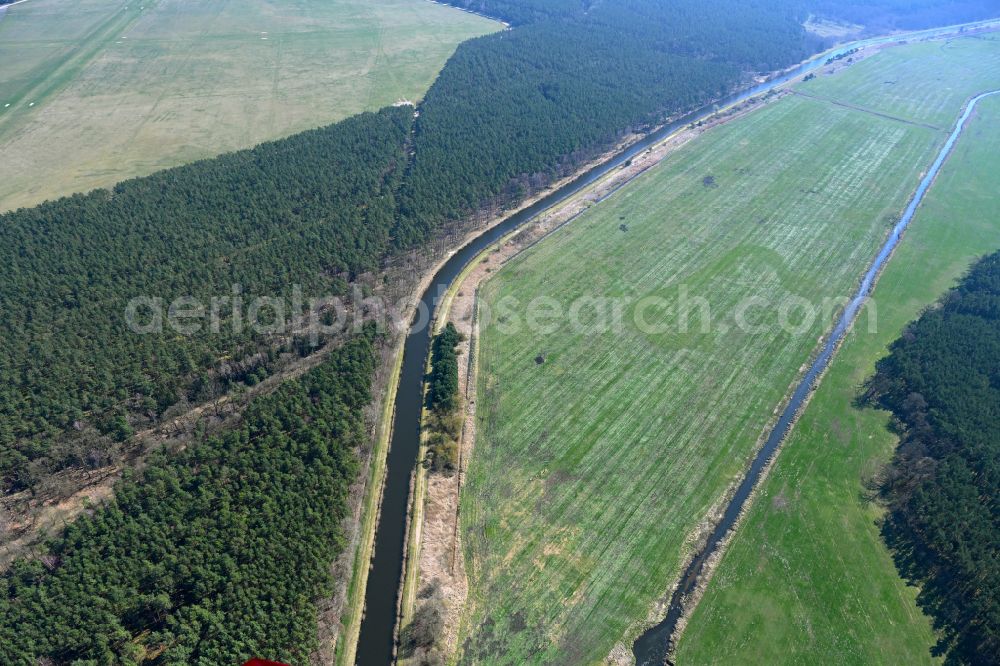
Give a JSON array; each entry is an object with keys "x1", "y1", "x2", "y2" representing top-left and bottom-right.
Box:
[
  {"x1": 0, "y1": 0, "x2": 497, "y2": 211},
  {"x1": 457, "y1": 35, "x2": 1000, "y2": 665}
]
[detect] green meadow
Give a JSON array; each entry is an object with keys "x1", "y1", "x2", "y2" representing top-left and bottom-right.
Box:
[
  {"x1": 798, "y1": 33, "x2": 1000, "y2": 128},
  {"x1": 677, "y1": 52, "x2": 1000, "y2": 666},
  {"x1": 457, "y1": 35, "x2": 1000, "y2": 665},
  {"x1": 0, "y1": 0, "x2": 497, "y2": 211}
]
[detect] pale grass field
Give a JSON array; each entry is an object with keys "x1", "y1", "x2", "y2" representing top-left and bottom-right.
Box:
[
  {"x1": 799, "y1": 34, "x2": 1000, "y2": 128},
  {"x1": 454, "y1": 36, "x2": 1000, "y2": 666},
  {"x1": 0, "y1": 0, "x2": 497, "y2": 211},
  {"x1": 678, "y1": 44, "x2": 1000, "y2": 666}
]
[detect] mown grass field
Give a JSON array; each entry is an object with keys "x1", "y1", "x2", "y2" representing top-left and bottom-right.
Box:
[
  {"x1": 676, "y1": 49, "x2": 1000, "y2": 666},
  {"x1": 0, "y1": 0, "x2": 496, "y2": 211},
  {"x1": 798, "y1": 34, "x2": 1000, "y2": 128},
  {"x1": 455, "y1": 50, "x2": 966, "y2": 662}
]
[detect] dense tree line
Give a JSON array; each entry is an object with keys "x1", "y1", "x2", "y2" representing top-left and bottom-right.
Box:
[
  {"x1": 0, "y1": 328, "x2": 378, "y2": 665},
  {"x1": 426, "y1": 323, "x2": 463, "y2": 415},
  {"x1": 424, "y1": 323, "x2": 464, "y2": 472},
  {"x1": 441, "y1": 0, "x2": 583, "y2": 26},
  {"x1": 0, "y1": 107, "x2": 412, "y2": 491},
  {"x1": 865, "y1": 251, "x2": 1000, "y2": 665}
]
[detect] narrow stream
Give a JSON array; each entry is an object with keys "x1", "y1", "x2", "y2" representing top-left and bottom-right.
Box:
[
  {"x1": 632, "y1": 88, "x2": 1000, "y2": 666},
  {"x1": 353, "y1": 20, "x2": 999, "y2": 666}
]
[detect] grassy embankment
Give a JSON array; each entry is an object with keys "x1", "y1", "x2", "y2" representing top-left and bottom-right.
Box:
[
  {"x1": 677, "y1": 36, "x2": 1000, "y2": 666},
  {"x1": 0, "y1": 0, "x2": 497, "y2": 211},
  {"x1": 335, "y1": 333, "x2": 407, "y2": 666},
  {"x1": 456, "y1": 35, "x2": 1000, "y2": 664}
]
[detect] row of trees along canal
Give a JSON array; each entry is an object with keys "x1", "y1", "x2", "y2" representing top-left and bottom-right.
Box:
[{"x1": 864, "y1": 251, "x2": 1000, "y2": 664}]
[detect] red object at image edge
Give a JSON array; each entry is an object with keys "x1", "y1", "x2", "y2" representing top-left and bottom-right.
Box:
[{"x1": 242, "y1": 660, "x2": 289, "y2": 666}]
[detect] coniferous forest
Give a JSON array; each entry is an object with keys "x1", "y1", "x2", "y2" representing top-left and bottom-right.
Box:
[
  {"x1": 866, "y1": 251, "x2": 1000, "y2": 665},
  {"x1": 0, "y1": 107, "x2": 413, "y2": 493},
  {"x1": 425, "y1": 323, "x2": 462, "y2": 416},
  {"x1": 0, "y1": 329, "x2": 378, "y2": 664}
]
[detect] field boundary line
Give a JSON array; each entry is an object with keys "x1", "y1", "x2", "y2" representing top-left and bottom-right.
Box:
[{"x1": 791, "y1": 89, "x2": 946, "y2": 131}]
